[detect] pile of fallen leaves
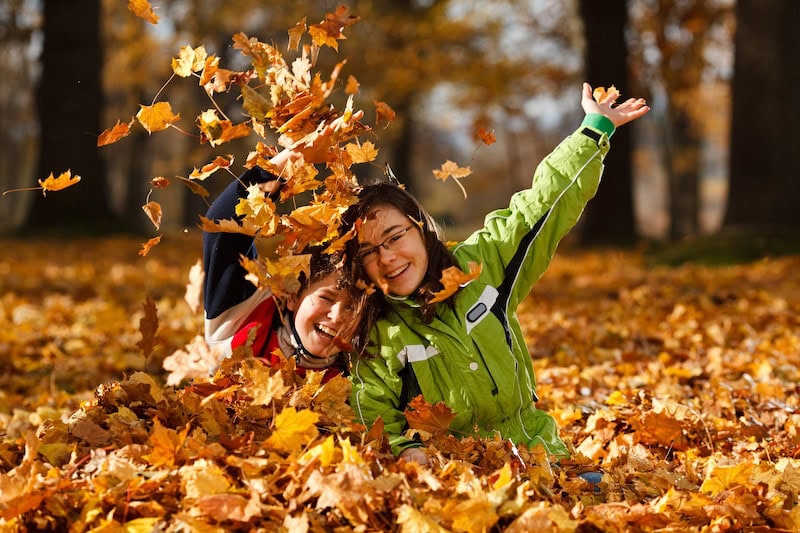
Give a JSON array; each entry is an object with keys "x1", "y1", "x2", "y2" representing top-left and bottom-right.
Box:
[{"x1": 1, "y1": 237, "x2": 799, "y2": 531}]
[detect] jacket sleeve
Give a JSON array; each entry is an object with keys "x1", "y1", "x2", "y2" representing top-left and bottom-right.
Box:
[
  {"x1": 203, "y1": 166, "x2": 280, "y2": 352},
  {"x1": 453, "y1": 114, "x2": 614, "y2": 311},
  {"x1": 350, "y1": 328, "x2": 422, "y2": 456}
]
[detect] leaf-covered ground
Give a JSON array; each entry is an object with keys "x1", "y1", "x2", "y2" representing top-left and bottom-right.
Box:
[{"x1": 1, "y1": 236, "x2": 799, "y2": 531}]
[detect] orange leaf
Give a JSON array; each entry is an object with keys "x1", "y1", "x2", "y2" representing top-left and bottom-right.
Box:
[
  {"x1": 476, "y1": 127, "x2": 496, "y2": 146},
  {"x1": 38, "y1": 170, "x2": 81, "y2": 196},
  {"x1": 404, "y1": 395, "x2": 456, "y2": 435},
  {"x1": 373, "y1": 100, "x2": 395, "y2": 128},
  {"x1": 138, "y1": 235, "x2": 162, "y2": 256},
  {"x1": 429, "y1": 262, "x2": 482, "y2": 304},
  {"x1": 97, "y1": 118, "x2": 133, "y2": 146},
  {"x1": 345, "y1": 75, "x2": 360, "y2": 95},
  {"x1": 136, "y1": 102, "x2": 180, "y2": 134},
  {"x1": 128, "y1": 0, "x2": 159, "y2": 24},
  {"x1": 144, "y1": 418, "x2": 188, "y2": 468},
  {"x1": 189, "y1": 155, "x2": 234, "y2": 180}
]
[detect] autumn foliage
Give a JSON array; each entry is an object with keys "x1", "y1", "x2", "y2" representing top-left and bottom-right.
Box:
[
  {"x1": 3, "y1": 3, "x2": 800, "y2": 531},
  {"x1": 2, "y1": 239, "x2": 800, "y2": 530}
]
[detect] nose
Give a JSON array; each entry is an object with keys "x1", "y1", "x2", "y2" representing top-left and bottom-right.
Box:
[
  {"x1": 328, "y1": 301, "x2": 348, "y2": 323},
  {"x1": 376, "y1": 244, "x2": 397, "y2": 264}
]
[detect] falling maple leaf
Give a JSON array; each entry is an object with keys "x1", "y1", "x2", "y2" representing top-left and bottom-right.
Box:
[
  {"x1": 136, "y1": 296, "x2": 160, "y2": 360},
  {"x1": 142, "y1": 200, "x2": 162, "y2": 230},
  {"x1": 136, "y1": 102, "x2": 180, "y2": 134},
  {"x1": 97, "y1": 118, "x2": 133, "y2": 146},
  {"x1": 428, "y1": 262, "x2": 482, "y2": 303},
  {"x1": 374, "y1": 100, "x2": 395, "y2": 128},
  {"x1": 476, "y1": 127, "x2": 496, "y2": 146},
  {"x1": 308, "y1": 5, "x2": 359, "y2": 50},
  {"x1": 172, "y1": 44, "x2": 208, "y2": 78},
  {"x1": 345, "y1": 140, "x2": 378, "y2": 164},
  {"x1": 189, "y1": 155, "x2": 234, "y2": 180},
  {"x1": 138, "y1": 235, "x2": 162, "y2": 256},
  {"x1": 151, "y1": 176, "x2": 171, "y2": 188},
  {"x1": 433, "y1": 160, "x2": 471, "y2": 199},
  {"x1": 128, "y1": 0, "x2": 159, "y2": 24},
  {"x1": 38, "y1": 170, "x2": 82, "y2": 196}
]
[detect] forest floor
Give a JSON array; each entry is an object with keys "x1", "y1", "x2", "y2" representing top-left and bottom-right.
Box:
[{"x1": 1, "y1": 235, "x2": 799, "y2": 531}]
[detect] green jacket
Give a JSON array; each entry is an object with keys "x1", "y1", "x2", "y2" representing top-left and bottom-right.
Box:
[{"x1": 351, "y1": 115, "x2": 615, "y2": 457}]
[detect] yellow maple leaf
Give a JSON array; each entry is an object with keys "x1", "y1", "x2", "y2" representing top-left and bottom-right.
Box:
[
  {"x1": 235, "y1": 184, "x2": 279, "y2": 233},
  {"x1": 264, "y1": 407, "x2": 320, "y2": 453},
  {"x1": 127, "y1": 0, "x2": 159, "y2": 24},
  {"x1": 136, "y1": 102, "x2": 180, "y2": 134},
  {"x1": 700, "y1": 461, "x2": 754, "y2": 496},
  {"x1": 38, "y1": 170, "x2": 81, "y2": 196},
  {"x1": 345, "y1": 140, "x2": 378, "y2": 164},
  {"x1": 172, "y1": 44, "x2": 208, "y2": 78}
]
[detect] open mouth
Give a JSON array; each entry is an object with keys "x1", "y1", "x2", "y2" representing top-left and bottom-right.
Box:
[
  {"x1": 315, "y1": 323, "x2": 338, "y2": 339},
  {"x1": 385, "y1": 264, "x2": 409, "y2": 280}
]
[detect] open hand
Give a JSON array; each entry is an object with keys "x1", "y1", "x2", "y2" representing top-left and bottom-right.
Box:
[{"x1": 580, "y1": 82, "x2": 649, "y2": 128}]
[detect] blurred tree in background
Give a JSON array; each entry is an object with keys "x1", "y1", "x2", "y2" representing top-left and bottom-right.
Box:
[
  {"x1": 1, "y1": 0, "x2": 796, "y2": 248},
  {"x1": 723, "y1": 0, "x2": 800, "y2": 234}
]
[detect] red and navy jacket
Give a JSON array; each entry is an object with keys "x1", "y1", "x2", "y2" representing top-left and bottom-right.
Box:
[{"x1": 203, "y1": 166, "x2": 344, "y2": 382}]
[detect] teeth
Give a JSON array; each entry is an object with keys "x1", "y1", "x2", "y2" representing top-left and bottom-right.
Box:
[
  {"x1": 386, "y1": 264, "x2": 407, "y2": 279},
  {"x1": 316, "y1": 324, "x2": 337, "y2": 337}
]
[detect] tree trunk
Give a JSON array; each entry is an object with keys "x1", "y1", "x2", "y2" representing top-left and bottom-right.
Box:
[
  {"x1": 723, "y1": 0, "x2": 800, "y2": 232},
  {"x1": 577, "y1": 0, "x2": 637, "y2": 246},
  {"x1": 25, "y1": 0, "x2": 116, "y2": 233}
]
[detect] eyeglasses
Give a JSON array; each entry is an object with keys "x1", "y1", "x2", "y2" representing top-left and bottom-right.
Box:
[{"x1": 356, "y1": 226, "x2": 413, "y2": 263}]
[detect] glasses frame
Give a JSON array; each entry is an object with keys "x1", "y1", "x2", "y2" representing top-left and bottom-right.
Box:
[{"x1": 356, "y1": 225, "x2": 414, "y2": 263}]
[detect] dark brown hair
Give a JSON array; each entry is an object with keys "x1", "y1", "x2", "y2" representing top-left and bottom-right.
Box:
[{"x1": 341, "y1": 183, "x2": 460, "y2": 356}]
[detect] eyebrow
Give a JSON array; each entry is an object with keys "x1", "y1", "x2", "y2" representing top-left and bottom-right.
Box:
[{"x1": 358, "y1": 223, "x2": 407, "y2": 249}]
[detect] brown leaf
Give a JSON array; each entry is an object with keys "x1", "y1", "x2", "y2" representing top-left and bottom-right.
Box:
[
  {"x1": 404, "y1": 395, "x2": 456, "y2": 436},
  {"x1": 142, "y1": 200, "x2": 162, "y2": 230},
  {"x1": 136, "y1": 296, "x2": 160, "y2": 359}
]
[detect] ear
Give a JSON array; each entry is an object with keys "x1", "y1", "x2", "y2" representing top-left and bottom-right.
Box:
[{"x1": 286, "y1": 294, "x2": 298, "y2": 312}]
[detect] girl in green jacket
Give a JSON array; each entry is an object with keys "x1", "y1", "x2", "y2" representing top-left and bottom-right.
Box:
[{"x1": 342, "y1": 83, "x2": 649, "y2": 464}]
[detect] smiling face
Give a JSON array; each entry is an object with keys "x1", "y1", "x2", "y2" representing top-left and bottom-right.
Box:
[
  {"x1": 357, "y1": 205, "x2": 429, "y2": 297},
  {"x1": 288, "y1": 272, "x2": 354, "y2": 358}
]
